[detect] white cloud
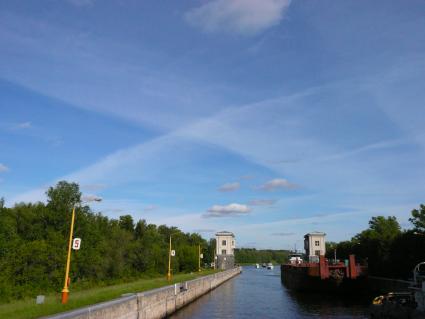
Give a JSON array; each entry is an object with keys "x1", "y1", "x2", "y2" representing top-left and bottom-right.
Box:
[
  {"x1": 66, "y1": 0, "x2": 95, "y2": 7},
  {"x1": 204, "y1": 203, "x2": 251, "y2": 218},
  {"x1": 192, "y1": 228, "x2": 216, "y2": 233},
  {"x1": 81, "y1": 183, "x2": 107, "y2": 191},
  {"x1": 271, "y1": 232, "x2": 295, "y2": 236},
  {"x1": 17, "y1": 121, "x2": 32, "y2": 129},
  {"x1": 185, "y1": 0, "x2": 291, "y2": 36},
  {"x1": 143, "y1": 205, "x2": 157, "y2": 212},
  {"x1": 0, "y1": 163, "x2": 9, "y2": 173},
  {"x1": 248, "y1": 199, "x2": 276, "y2": 206},
  {"x1": 258, "y1": 178, "x2": 297, "y2": 191},
  {"x1": 218, "y1": 181, "x2": 240, "y2": 192},
  {"x1": 81, "y1": 194, "x2": 102, "y2": 202}
]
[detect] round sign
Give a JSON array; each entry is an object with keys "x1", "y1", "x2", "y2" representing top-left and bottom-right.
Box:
[{"x1": 171, "y1": 250, "x2": 176, "y2": 256}]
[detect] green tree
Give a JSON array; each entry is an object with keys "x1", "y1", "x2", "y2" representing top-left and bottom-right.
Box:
[
  {"x1": 409, "y1": 204, "x2": 425, "y2": 232},
  {"x1": 119, "y1": 215, "x2": 135, "y2": 232},
  {"x1": 46, "y1": 181, "x2": 81, "y2": 210}
]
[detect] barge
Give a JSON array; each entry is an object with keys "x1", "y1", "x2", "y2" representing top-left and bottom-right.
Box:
[
  {"x1": 281, "y1": 232, "x2": 367, "y2": 293},
  {"x1": 281, "y1": 254, "x2": 368, "y2": 293}
]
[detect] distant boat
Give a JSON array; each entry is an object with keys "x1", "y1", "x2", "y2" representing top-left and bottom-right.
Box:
[
  {"x1": 267, "y1": 263, "x2": 274, "y2": 270},
  {"x1": 255, "y1": 263, "x2": 260, "y2": 269},
  {"x1": 262, "y1": 263, "x2": 266, "y2": 268}
]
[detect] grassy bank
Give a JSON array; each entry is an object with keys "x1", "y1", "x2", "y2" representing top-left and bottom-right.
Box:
[{"x1": 0, "y1": 270, "x2": 218, "y2": 319}]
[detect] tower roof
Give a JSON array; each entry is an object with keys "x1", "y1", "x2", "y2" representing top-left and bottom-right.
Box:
[
  {"x1": 215, "y1": 231, "x2": 235, "y2": 237},
  {"x1": 304, "y1": 231, "x2": 326, "y2": 237}
]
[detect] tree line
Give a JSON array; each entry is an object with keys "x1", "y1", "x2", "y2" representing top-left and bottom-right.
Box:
[
  {"x1": 235, "y1": 248, "x2": 288, "y2": 264},
  {"x1": 0, "y1": 181, "x2": 213, "y2": 301},
  {"x1": 326, "y1": 204, "x2": 425, "y2": 280}
]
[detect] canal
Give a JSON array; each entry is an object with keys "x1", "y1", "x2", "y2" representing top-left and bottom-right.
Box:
[{"x1": 170, "y1": 266, "x2": 370, "y2": 318}]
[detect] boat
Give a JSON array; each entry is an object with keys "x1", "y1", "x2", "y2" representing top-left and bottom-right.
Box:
[
  {"x1": 255, "y1": 263, "x2": 260, "y2": 269},
  {"x1": 267, "y1": 263, "x2": 274, "y2": 270},
  {"x1": 262, "y1": 263, "x2": 266, "y2": 268},
  {"x1": 281, "y1": 232, "x2": 367, "y2": 293}
]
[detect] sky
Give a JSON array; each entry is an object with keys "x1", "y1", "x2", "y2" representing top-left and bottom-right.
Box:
[{"x1": 1, "y1": 0, "x2": 425, "y2": 249}]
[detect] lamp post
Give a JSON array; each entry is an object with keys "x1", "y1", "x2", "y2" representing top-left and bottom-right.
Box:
[
  {"x1": 167, "y1": 235, "x2": 172, "y2": 281},
  {"x1": 61, "y1": 196, "x2": 102, "y2": 304},
  {"x1": 198, "y1": 244, "x2": 201, "y2": 272}
]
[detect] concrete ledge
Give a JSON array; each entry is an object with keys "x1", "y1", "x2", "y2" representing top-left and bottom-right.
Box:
[{"x1": 42, "y1": 267, "x2": 241, "y2": 319}]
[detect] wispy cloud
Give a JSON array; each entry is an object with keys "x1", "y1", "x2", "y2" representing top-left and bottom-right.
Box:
[
  {"x1": 203, "y1": 203, "x2": 251, "y2": 218},
  {"x1": 185, "y1": 0, "x2": 291, "y2": 36},
  {"x1": 258, "y1": 178, "x2": 297, "y2": 191},
  {"x1": 143, "y1": 205, "x2": 157, "y2": 212},
  {"x1": 271, "y1": 232, "x2": 295, "y2": 236},
  {"x1": 0, "y1": 163, "x2": 9, "y2": 173},
  {"x1": 81, "y1": 183, "x2": 107, "y2": 191},
  {"x1": 81, "y1": 194, "x2": 102, "y2": 202},
  {"x1": 192, "y1": 228, "x2": 216, "y2": 233},
  {"x1": 248, "y1": 199, "x2": 276, "y2": 206},
  {"x1": 239, "y1": 175, "x2": 254, "y2": 180},
  {"x1": 66, "y1": 0, "x2": 95, "y2": 7},
  {"x1": 218, "y1": 181, "x2": 240, "y2": 192},
  {"x1": 16, "y1": 121, "x2": 32, "y2": 129}
]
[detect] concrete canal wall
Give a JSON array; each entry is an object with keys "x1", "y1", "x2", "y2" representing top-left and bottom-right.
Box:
[{"x1": 42, "y1": 267, "x2": 242, "y2": 319}]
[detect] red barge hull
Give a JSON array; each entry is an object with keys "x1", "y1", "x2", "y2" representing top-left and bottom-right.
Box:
[{"x1": 281, "y1": 255, "x2": 368, "y2": 293}]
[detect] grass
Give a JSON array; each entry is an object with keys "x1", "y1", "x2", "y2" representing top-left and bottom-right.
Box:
[{"x1": 0, "y1": 269, "x2": 218, "y2": 319}]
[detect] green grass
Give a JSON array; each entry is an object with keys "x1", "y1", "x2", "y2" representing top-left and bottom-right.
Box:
[{"x1": 0, "y1": 270, "x2": 218, "y2": 319}]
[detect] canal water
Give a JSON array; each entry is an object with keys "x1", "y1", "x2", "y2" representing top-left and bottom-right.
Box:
[{"x1": 170, "y1": 266, "x2": 370, "y2": 319}]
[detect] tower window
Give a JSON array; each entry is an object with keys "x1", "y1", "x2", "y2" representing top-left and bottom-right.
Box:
[
  {"x1": 222, "y1": 249, "x2": 227, "y2": 255},
  {"x1": 315, "y1": 240, "x2": 320, "y2": 246},
  {"x1": 222, "y1": 240, "x2": 226, "y2": 246}
]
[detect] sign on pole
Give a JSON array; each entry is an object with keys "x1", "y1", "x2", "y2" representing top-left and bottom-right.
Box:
[
  {"x1": 72, "y1": 238, "x2": 81, "y2": 250},
  {"x1": 200, "y1": 253, "x2": 203, "y2": 259},
  {"x1": 171, "y1": 250, "x2": 176, "y2": 256}
]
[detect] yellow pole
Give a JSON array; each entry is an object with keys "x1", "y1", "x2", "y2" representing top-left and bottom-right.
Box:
[
  {"x1": 198, "y1": 244, "x2": 201, "y2": 272},
  {"x1": 61, "y1": 205, "x2": 76, "y2": 304},
  {"x1": 167, "y1": 235, "x2": 172, "y2": 281}
]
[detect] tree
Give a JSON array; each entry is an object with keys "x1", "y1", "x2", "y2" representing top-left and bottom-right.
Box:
[
  {"x1": 409, "y1": 204, "x2": 425, "y2": 232},
  {"x1": 119, "y1": 215, "x2": 135, "y2": 232},
  {"x1": 46, "y1": 181, "x2": 81, "y2": 211},
  {"x1": 353, "y1": 216, "x2": 401, "y2": 276}
]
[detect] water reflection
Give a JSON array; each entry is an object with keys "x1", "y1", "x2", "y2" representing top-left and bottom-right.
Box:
[{"x1": 169, "y1": 266, "x2": 369, "y2": 319}]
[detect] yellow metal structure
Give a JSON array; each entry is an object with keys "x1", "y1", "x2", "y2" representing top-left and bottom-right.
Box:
[
  {"x1": 61, "y1": 206, "x2": 76, "y2": 304},
  {"x1": 167, "y1": 235, "x2": 172, "y2": 281},
  {"x1": 198, "y1": 244, "x2": 201, "y2": 272}
]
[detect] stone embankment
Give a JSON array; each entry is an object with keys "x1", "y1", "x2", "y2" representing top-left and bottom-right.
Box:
[{"x1": 42, "y1": 267, "x2": 242, "y2": 319}]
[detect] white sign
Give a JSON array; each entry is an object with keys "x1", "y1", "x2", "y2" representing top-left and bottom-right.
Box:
[
  {"x1": 72, "y1": 238, "x2": 81, "y2": 250},
  {"x1": 200, "y1": 254, "x2": 203, "y2": 259},
  {"x1": 171, "y1": 250, "x2": 176, "y2": 256}
]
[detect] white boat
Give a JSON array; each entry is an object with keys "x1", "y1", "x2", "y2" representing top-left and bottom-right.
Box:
[
  {"x1": 266, "y1": 263, "x2": 274, "y2": 270},
  {"x1": 255, "y1": 263, "x2": 260, "y2": 269}
]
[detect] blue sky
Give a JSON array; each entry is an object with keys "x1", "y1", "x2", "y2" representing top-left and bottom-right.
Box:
[{"x1": 1, "y1": 0, "x2": 425, "y2": 249}]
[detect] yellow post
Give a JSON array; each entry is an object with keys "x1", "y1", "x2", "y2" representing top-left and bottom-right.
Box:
[
  {"x1": 167, "y1": 235, "x2": 172, "y2": 281},
  {"x1": 61, "y1": 206, "x2": 76, "y2": 304},
  {"x1": 198, "y1": 244, "x2": 201, "y2": 272}
]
